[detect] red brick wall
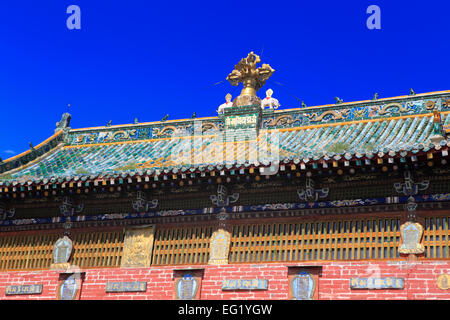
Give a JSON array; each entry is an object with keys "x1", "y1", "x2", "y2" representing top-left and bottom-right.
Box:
[{"x1": 0, "y1": 260, "x2": 449, "y2": 300}]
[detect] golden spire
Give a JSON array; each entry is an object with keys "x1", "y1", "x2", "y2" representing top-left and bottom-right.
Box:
[{"x1": 226, "y1": 52, "x2": 275, "y2": 106}]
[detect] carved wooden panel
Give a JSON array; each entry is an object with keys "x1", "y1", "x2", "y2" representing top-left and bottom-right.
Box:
[
  {"x1": 0, "y1": 229, "x2": 124, "y2": 271},
  {"x1": 152, "y1": 226, "x2": 212, "y2": 265},
  {"x1": 423, "y1": 216, "x2": 450, "y2": 259},
  {"x1": 0, "y1": 233, "x2": 58, "y2": 270},
  {"x1": 71, "y1": 230, "x2": 124, "y2": 268},
  {"x1": 228, "y1": 218, "x2": 403, "y2": 263}
]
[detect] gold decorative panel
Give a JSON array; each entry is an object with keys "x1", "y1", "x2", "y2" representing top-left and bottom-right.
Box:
[
  {"x1": 208, "y1": 229, "x2": 231, "y2": 265},
  {"x1": 121, "y1": 226, "x2": 155, "y2": 268},
  {"x1": 399, "y1": 221, "x2": 424, "y2": 255},
  {"x1": 436, "y1": 274, "x2": 450, "y2": 290}
]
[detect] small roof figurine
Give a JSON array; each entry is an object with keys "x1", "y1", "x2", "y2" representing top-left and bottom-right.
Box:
[
  {"x1": 134, "y1": 118, "x2": 139, "y2": 124},
  {"x1": 217, "y1": 93, "x2": 233, "y2": 114},
  {"x1": 191, "y1": 112, "x2": 197, "y2": 119},
  {"x1": 301, "y1": 101, "x2": 307, "y2": 108},
  {"x1": 106, "y1": 120, "x2": 112, "y2": 127},
  {"x1": 410, "y1": 88, "x2": 416, "y2": 96},
  {"x1": 335, "y1": 97, "x2": 344, "y2": 104},
  {"x1": 373, "y1": 93, "x2": 379, "y2": 100},
  {"x1": 161, "y1": 114, "x2": 169, "y2": 122},
  {"x1": 261, "y1": 88, "x2": 280, "y2": 109}
]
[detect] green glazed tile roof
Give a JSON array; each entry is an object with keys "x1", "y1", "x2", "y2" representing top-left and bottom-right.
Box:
[{"x1": 0, "y1": 90, "x2": 449, "y2": 185}]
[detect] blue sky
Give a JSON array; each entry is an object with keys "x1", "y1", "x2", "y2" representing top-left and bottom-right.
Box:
[{"x1": 0, "y1": 0, "x2": 449, "y2": 159}]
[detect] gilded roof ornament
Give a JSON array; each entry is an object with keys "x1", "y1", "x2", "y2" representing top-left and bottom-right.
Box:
[{"x1": 226, "y1": 52, "x2": 275, "y2": 107}]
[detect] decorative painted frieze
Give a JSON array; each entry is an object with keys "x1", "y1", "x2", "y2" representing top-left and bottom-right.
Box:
[
  {"x1": 60, "y1": 196, "x2": 84, "y2": 217},
  {"x1": 68, "y1": 120, "x2": 224, "y2": 145},
  {"x1": 405, "y1": 196, "x2": 418, "y2": 221},
  {"x1": 2, "y1": 193, "x2": 450, "y2": 228},
  {"x1": 297, "y1": 178, "x2": 329, "y2": 202},
  {"x1": 262, "y1": 96, "x2": 447, "y2": 129},
  {"x1": 132, "y1": 191, "x2": 158, "y2": 211},
  {"x1": 0, "y1": 202, "x2": 15, "y2": 220},
  {"x1": 305, "y1": 109, "x2": 349, "y2": 122},
  {"x1": 394, "y1": 171, "x2": 429, "y2": 196},
  {"x1": 262, "y1": 114, "x2": 301, "y2": 127},
  {"x1": 216, "y1": 208, "x2": 228, "y2": 229},
  {"x1": 59, "y1": 197, "x2": 84, "y2": 237},
  {"x1": 210, "y1": 185, "x2": 239, "y2": 207}
]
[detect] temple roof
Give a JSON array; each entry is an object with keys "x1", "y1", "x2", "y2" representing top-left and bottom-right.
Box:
[{"x1": 0, "y1": 90, "x2": 449, "y2": 187}]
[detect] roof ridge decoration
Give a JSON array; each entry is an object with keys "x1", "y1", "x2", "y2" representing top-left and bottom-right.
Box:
[
  {"x1": 55, "y1": 112, "x2": 72, "y2": 133},
  {"x1": 63, "y1": 92, "x2": 450, "y2": 146},
  {"x1": 226, "y1": 51, "x2": 275, "y2": 108}
]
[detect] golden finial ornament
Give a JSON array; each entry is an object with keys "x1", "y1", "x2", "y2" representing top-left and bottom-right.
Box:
[{"x1": 226, "y1": 52, "x2": 275, "y2": 107}]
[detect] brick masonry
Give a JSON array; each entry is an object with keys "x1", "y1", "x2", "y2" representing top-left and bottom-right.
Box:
[{"x1": 0, "y1": 260, "x2": 449, "y2": 300}]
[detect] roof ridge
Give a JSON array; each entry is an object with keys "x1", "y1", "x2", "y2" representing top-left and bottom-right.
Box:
[{"x1": 68, "y1": 90, "x2": 450, "y2": 132}]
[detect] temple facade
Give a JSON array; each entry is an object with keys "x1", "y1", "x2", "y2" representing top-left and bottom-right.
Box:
[{"x1": 0, "y1": 52, "x2": 449, "y2": 300}]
